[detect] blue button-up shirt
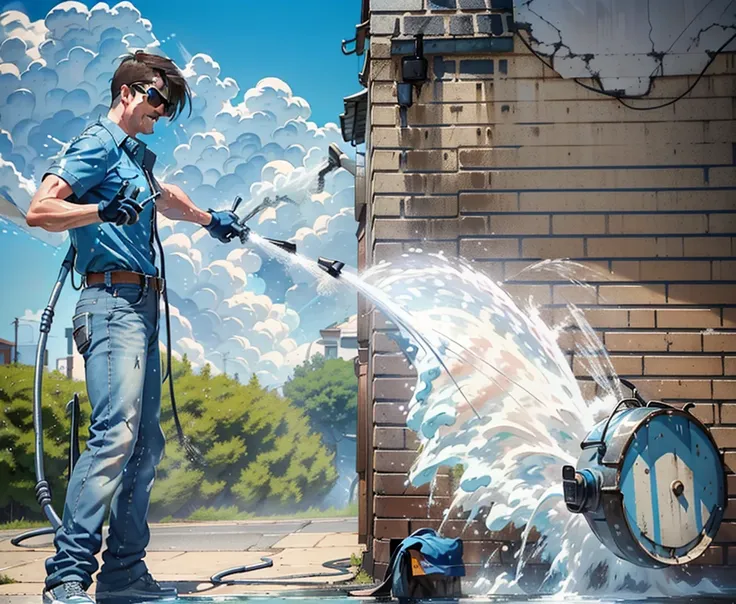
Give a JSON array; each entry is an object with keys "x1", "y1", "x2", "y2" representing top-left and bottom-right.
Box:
[{"x1": 45, "y1": 117, "x2": 158, "y2": 276}]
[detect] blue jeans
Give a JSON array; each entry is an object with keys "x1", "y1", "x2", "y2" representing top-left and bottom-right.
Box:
[{"x1": 45, "y1": 278, "x2": 165, "y2": 590}]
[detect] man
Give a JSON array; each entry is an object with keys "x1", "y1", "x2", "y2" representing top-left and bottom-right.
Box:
[{"x1": 26, "y1": 51, "x2": 242, "y2": 604}]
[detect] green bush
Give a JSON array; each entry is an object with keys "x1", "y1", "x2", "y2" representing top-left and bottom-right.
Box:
[{"x1": 0, "y1": 358, "x2": 338, "y2": 522}]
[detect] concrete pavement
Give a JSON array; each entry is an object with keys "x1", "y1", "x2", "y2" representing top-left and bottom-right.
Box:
[{"x1": 0, "y1": 518, "x2": 367, "y2": 603}]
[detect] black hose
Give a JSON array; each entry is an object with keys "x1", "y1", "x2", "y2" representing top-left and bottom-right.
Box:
[
  {"x1": 30, "y1": 244, "x2": 76, "y2": 532},
  {"x1": 210, "y1": 556, "x2": 355, "y2": 586}
]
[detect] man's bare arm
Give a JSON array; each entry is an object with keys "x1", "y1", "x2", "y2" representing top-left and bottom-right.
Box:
[
  {"x1": 156, "y1": 182, "x2": 212, "y2": 226},
  {"x1": 26, "y1": 175, "x2": 102, "y2": 232}
]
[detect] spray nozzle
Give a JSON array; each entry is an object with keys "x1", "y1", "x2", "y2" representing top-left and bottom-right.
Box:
[{"x1": 317, "y1": 256, "x2": 345, "y2": 278}]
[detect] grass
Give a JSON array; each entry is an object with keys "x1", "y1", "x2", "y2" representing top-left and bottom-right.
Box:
[
  {"x1": 0, "y1": 574, "x2": 18, "y2": 585},
  {"x1": 1, "y1": 503, "x2": 360, "y2": 529},
  {"x1": 159, "y1": 501, "x2": 359, "y2": 523},
  {"x1": 352, "y1": 569, "x2": 373, "y2": 584},
  {"x1": 0, "y1": 519, "x2": 48, "y2": 531}
]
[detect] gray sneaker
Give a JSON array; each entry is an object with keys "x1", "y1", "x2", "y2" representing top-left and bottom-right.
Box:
[
  {"x1": 42, "y1": 582, "x2": 95, "y2": 604},
  {"x1": 96, "y1": 572, "x2": 177, "y2": 603}
]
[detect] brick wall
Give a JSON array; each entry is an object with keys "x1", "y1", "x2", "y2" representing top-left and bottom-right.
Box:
[{"x1": 361, "y1": 0, "x2": 736, "y2": 582}]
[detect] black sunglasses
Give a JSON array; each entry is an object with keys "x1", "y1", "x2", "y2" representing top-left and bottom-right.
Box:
[{"x1": 131, "y1": 83, "x2": 174, "y2": 117}]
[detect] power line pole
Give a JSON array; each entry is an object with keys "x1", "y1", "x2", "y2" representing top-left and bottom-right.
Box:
[
  {"x1": 12, "y1": 317, "x2": 19, "y2": 363},
  {"x1": 222, "y1": 352, "x2": 230, "y2": 377}
]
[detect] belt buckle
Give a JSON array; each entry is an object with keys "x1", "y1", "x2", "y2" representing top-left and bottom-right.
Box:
[{"x1": 155, "y1": 276, "x2": 165, "y2": 293}]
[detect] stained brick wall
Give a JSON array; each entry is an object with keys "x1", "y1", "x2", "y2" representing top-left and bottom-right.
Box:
[{"x1": 361, "y1": 0, "x2": 736, "y2": 582}]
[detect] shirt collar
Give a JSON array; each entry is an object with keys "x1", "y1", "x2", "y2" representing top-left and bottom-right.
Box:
[{"x1": 98, "y1": 116, "x2": 147, "y2": 165}]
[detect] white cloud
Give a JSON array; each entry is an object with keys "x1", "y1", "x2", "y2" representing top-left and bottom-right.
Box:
[{"x1": 0, "y1": 1, "x2": 357, "y2": 387}]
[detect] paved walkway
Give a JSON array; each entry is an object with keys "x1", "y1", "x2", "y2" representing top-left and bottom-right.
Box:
[{"x1": 0, "y1": 519, "x2": 367, "y2": 603}]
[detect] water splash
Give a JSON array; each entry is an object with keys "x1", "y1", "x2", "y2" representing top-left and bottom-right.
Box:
[{"x1": 245, "y1": 244, "x2": 723, "y2": 596}]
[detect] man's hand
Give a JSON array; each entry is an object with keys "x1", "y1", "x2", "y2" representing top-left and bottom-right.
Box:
[
  {"x1": 98, "y1": 181, "x2": 144, "y2": 226},
  {"x1": 204, "y1": 209, "x2": 248, "y2": 243}
]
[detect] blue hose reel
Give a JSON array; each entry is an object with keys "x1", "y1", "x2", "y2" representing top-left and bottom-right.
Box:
[{"x1": 562, "y1": 380, "x2": 725, "y2": 568}]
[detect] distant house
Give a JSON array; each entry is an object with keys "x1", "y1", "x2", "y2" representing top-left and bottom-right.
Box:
[
  {"x1": 319, "y1": 315, "x2": 358, "y2": 360},
  {"x1": 0, "y1": 338, "x2": 13, "y2": 364}
]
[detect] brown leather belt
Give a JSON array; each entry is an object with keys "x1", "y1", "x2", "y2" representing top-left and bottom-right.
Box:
[{"x1": 85, "y1": 271, "x2": 165, "y2": 293}]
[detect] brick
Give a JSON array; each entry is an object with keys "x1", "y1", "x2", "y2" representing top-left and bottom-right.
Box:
[
  {"x1": 375, "y1": 402, "x2": 410, "y2": 425},
  {"x1": 373, "y1": 242, "x2": 403, "y2": 263},
  {"x1": 656, "y1": 309, "x2": 722, "y2": 328},
  {"x1": 458, "y1": 0, "x2": 487, "y2": 7},
  {"x1": 428, "y1": 0, "x2": 456, "y2": 8},
  {"x1": 605, "y1": 332, "x2": 668, "y2": 352},
  {"x1": 374, "y1": 353, "x2": 414, "y2": 376},
  {"x1": 715, "y1": 381, "x2": 736, "y2": 399},
  {"x1": 724, "y1": 451, "x2": 736, "y2": 472},
  {"x1": 587, "y1": 237, "x2": 683, "y2": 258},
  {"x1": 476, "y1": 13, "x2": 507, "y2": 35},
  {"x1": 683, "y1": 237, "x2": 732, "y2": 257},
  {"x1": 721, "y1": 404, "x2": 736, "y2": 424},
  {"x1": 726, "y1": 309, "x2": 736, "y2": 328},
  {"x1": 371, "y1": 59, "x2": 396, "y2": 82},
  {"x1": 710, "y1": 214, "x2": 736, "y2": 233},
  {"x1": 374, "y1": 196, "x2": 402, "y2": 217},
  {"x1": 463, "y1": 541, "x2": 503, "y2": 564},
  {"x1": 374, "y1": 451, "x2": 417, "y2": 472},
  {"x1": 374, "y1": 218, "x2": 428, "y2": 239},
  {"x1": 374, "y1": 473, "x2": 451, "y2": 496},
  {"x1": 371, "y1": 39, "x2": 392, "y2": 59},
  {"x1": 371, "y1": 105, "x2": 396, "y2": 126},
  {"x1": 373, "y1": 495, "x2": 450, "y2": 518},
  {"x1": 374, "y1": 518, "x2": 409, "y2": 539},
  {"x1": 704, "y1": 333, "x2": 736, "y2": 352},
  {"x1": 552, "y1": 214, "x2": 605, "y2": 235},
  {"x1": 629, "y1": 309, "x2": 656, "y2": 328},
  {"x1": 371, "y1": 15, "x2": 400, "y2": 36},
  {"x1": 372, "y1": 150, "x2": 400, "y2": 171},
  {"x1": 557, "y1": 308, "x2": 629, "y2": 328},
  {"x1": 644, "y1": 356, "x2": 722, "y2": 376},
  {"x1": 372, "y1": 121, "x2": 736, "y2": 150},
  {"x1": 405, "y1": 150, "x2": 458, "y2": 172},
  {"x1": 709, "y1": 166, "x2": 736, "y2": 187},
  {"x1": 552, "y1": 284, "x2": 598, "y2": 305},
  {"x1": 449, "y1": 15, "x2": 474, "y2": 35},
  {"x1": 374, "y1": 377, "x2": 414, "y2": 401},
  {"x1": 690, "y1": 545, "x2": 724, "y2": 565},
  {"x1": 710, "y1": 427, "x2": 736, "y2": 449},
  {"x1": 726, "y1": 357, "x2": 736, "y2": 376},
  {"x1": 475, "y1": 262, "x2": 505, "y2": 282},
  {"x1": 574, "y1": 355, "x2": 641, "y2": 376},
  {"x1": 405, "y1": 240, "x2": 458, "y2": 256},
  {"x1": 522, "y1": 237, "x2": 584, "y2": 259},
  {"x1": 669, "y1": 284, "x2": 736, "y2": 305},
  {"x1": 685, "y1": 402, "x2": 715, "y2": 425},
  {"x1": 666, "y1": 333, "x2": 703, "y2": 352},
  {"x1": 490, "y1": 215, "x2": 549, "y2": 235},
  {"x1": 460, "y1": 237, "x2": 518, "y2": 259},
  {"x1": 636, "y1": 379, "x2": 712, "y2": 400},
  {"x1": 608, "y1": 214, "x2": 708, "y2": 235},
  {"x1": 374, "y1": 427, "x2": 411, "y2": 449},
  {"x1": 598, "y1": 285, "x2": 667, "y2": 305},
  {"x1": 405, "y1": 195, "x2": 458, "y2": 217},
  {"x1": 459, "y1": 192, "x2": 518, "y2": 213},
  {"x1": 635, "y1": 260, "x2": 712, "y2": 281},
  {"x1": 429, "y1": 216, "x2": 487, "y2": 238},
  {"x1": 371, "y1": 0, "x2": 423, "y2": 9},
  {"x1": 403, "y1": 16, "x2": 445, "y2": 35},
  {"x1": 504, "y1": 284, "x2": 552, "y2": 305},
  {"x1": 714, "y1": 261, "x2": 736, "y2": 280}
]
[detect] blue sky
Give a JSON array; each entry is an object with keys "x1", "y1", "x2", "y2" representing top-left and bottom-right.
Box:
[{"x1": 0, "y1": 0, "x2": 362, "y2": 367}]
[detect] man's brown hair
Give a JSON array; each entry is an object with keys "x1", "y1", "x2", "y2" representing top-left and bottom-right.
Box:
[{"x1": 110, "y1": 51, "x2": 192, "y2": 120}]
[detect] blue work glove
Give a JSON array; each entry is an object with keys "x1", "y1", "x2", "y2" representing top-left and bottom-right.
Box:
[
  {"x1": 204, "y1": 209, "x2": 249, "y2": 243},
  {"x1": 98, "y1": 181, "x2": 144, "y2": 226}
]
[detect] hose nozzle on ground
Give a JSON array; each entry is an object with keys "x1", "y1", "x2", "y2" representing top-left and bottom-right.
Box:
[{"x1": 317, "y1": 257, "x2": 344, "y2": 278}]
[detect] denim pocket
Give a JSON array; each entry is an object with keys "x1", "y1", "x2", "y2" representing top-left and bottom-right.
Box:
[
  {"x1": 72, "y1": 312, "x2": 92, "y2": 355},
  {"x1": 113, "y1": 283, "x2": 145, "y2": 307}
]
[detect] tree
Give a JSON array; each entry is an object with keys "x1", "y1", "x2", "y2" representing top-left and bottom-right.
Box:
[
  {"x1": 282, "y1": 354, "x2": 358, "y2": 452},
  {"x1": 0, "y1": 360, "x2": 338, "y2": 522}
]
